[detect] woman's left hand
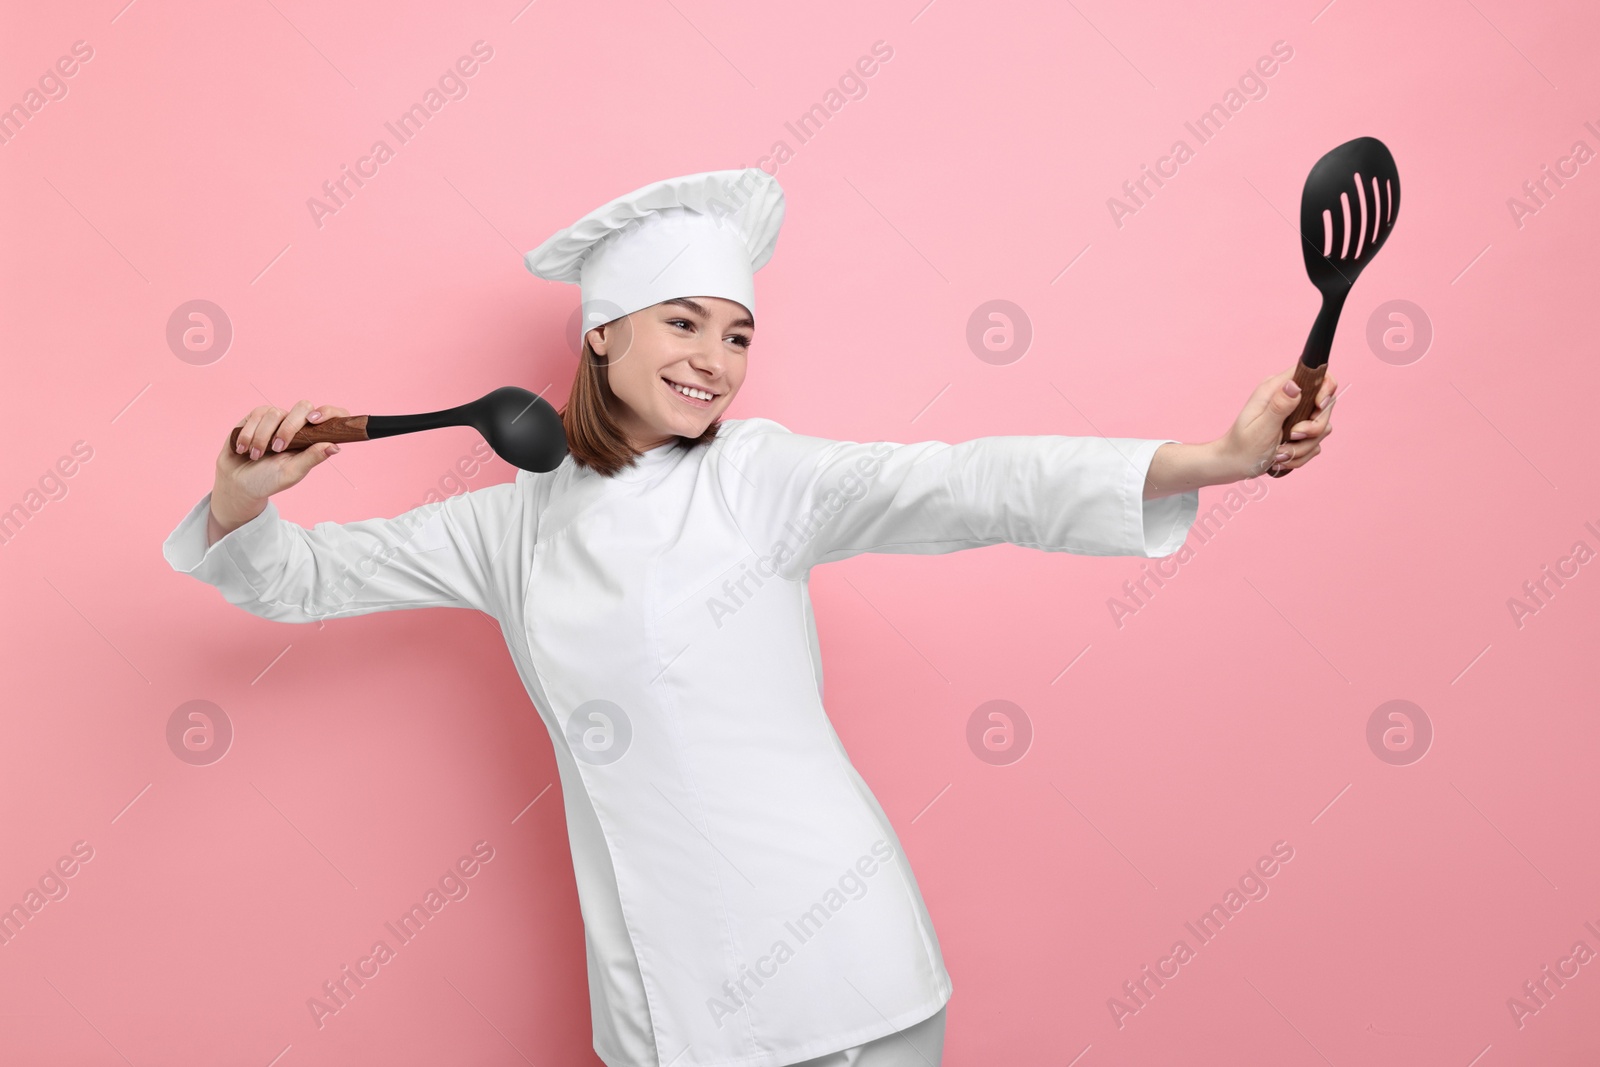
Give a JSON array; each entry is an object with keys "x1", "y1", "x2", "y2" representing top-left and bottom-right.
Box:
[{"x1": 1219, "y1": 366, "x2": 1338, "y2": 479}]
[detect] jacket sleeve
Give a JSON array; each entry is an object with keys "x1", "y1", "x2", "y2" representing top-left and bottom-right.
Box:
[
  {"x1": 161, "y1": 479, "x2": 523, "y2": 622},
  {"x1": 716, "y1": 419, "x2": 1199, "y2": 578}
]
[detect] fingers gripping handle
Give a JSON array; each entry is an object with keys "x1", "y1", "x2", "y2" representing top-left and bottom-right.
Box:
[
  {"x1": 1267, "y1": 361, "x2": 1326, "y2": 479},
  {"x1": 228, "y1": 415, "x2": 370, "y2": 455}
]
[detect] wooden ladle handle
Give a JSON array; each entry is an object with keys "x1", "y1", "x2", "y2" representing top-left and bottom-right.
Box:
[{"x1": 228, "y1": 415, "x2": 370, "y2": 455}]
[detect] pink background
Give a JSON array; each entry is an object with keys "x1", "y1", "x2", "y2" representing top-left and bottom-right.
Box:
[{"x1": 3, "y1": 0, "x2": 1598, "y2": 1063}]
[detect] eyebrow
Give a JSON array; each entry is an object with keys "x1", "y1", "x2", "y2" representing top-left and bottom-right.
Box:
[{"x1": 661, "y1": 296, "x2": 754, "y2": 331}]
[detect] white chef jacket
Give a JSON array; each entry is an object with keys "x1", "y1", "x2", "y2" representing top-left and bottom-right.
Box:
[{"x1": 163, "y1": 417, "x2": 1199, "y2": 1067}]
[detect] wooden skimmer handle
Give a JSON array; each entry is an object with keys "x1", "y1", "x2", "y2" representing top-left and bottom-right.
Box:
[{"x1": 1267, "y1": 361, "x2": 1326, "y2": 479}]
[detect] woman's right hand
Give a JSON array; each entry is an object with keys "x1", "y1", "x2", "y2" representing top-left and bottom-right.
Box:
[{"x1": 210, "y1": 400, "x2": 348, "y2": 535}]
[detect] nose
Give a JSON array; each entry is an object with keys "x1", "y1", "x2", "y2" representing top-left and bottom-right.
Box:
[{"x1": 686, "y1": 335, "x2": 727, "y2": 379}]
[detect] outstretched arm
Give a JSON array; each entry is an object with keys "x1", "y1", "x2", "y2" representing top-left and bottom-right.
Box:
[
  {"x1": 717, "y1": 422, "x2": 1198, "y2": 578},
  {"x1": 717, "y1": 367, "x2": 1337, "y2": 577}
]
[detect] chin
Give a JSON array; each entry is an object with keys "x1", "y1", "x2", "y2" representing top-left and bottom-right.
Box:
[
  {"x1": 663, "y1": 400, "x2": 718, "y2": 429},
  {"x1": 672, "y1": 414, "x2": 715, "y2": 436}
]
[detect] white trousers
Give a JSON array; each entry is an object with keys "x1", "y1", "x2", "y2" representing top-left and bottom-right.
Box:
[{"x1": 783, "y1": 1006, "x2": 947, "y2": 1067}]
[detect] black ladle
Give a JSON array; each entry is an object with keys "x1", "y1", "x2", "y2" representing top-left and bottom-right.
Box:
[
  {"x1": 1272, "y1": 135, "x2": 1401, "y2": 478},
  {"x1": 227, "y1": 386, "x2": 569, "y2": 473}
]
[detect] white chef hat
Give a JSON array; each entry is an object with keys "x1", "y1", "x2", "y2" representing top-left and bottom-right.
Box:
[{"x1": 523, "y1": 168, "x2": 786, "y2": 335}]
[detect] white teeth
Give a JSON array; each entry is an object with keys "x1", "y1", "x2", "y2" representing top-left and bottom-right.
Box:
[{"x1": 667, "y1": 380, "x2": 713, "y2": 401}]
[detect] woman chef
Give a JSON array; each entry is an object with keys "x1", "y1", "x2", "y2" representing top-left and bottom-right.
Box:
[{"x1": 164, "y1": 169, "x2": 1336, "y2": 1067}]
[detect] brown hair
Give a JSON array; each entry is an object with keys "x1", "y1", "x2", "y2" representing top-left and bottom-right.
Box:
[{"x1": 558, "y1": 337, "x2": 722, "y2": 478}]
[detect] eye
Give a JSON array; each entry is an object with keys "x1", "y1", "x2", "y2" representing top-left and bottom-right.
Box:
[{"x1": 670, "y1": 318, "x2": 751, "y2": 349}]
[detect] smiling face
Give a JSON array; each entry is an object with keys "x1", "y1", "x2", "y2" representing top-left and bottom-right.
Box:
[{"x1": 586, "y1": 296, "x2": 754, "y2": 453}]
